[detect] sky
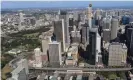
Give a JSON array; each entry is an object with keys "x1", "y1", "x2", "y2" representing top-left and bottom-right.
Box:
[{"x1": 1, "y1": 1, "x2": 133, "y2": 9}]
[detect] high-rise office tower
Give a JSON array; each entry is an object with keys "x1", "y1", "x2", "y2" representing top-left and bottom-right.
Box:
[
  {"x1": 102, "y1": 11, "x2": 107, "y2": 18},
  {"x1": 103, "y1": 29, "x2": 111, "y2": 42},
  {"x1": 18, "y1": 12, "x2": 24, "y2": 30},
  {"x1": 96, "y1": 34, "x2": 102, "y2": 64},
  {"x1": 74, "y1": 12, "x2": 78, "y2": 21},
  {"x1": 89, "y1": 28, "x2": 101, "y2": 65},
  {"x1": 102, "y1": 18, "x2": 111, "y2": 30},
  {"x1": 30, "y1": 18, "x2": 36, "y2": 26},
  {"x1": 127, "y1": 28, "x2": 133, "y2": 44},
  {"x1": 19, "y1": 12, "x2": 24, "y2": 26},
  {"x1": 122, "y1": 16, "x2": 130, "y2": 25},
  {"x1": 69, "y1": 14, "x2": 74, "y2": 27},
  {"x1": 81, "y1": 23, "x2": 89, "y2": 45},
  {"x1": 81, "y1": 27, "x2": 87, "y2": 44},
  {"x1": 95, "y1": 9, "x2": 101, "y2": 20},
  {"x1": 34, "y1": 48, "x2": 42, "y2": 67},
  {"x1": 53, "y1": 19, "x2": 66, "y2": 52},
  {"x1": 58, "y1": 10, "x2": 70, "y2": 48},
  {"x1": 88, "y1": 4, "x2": 92, "y2": 28},
  {"x1": 111, "y1": 18, "x2": 119, "y2": 40},
  {"x1": 19, "y1": 12, "x2": 24, "y2": 22},
  {"x1": 48, "y1": 41, "x2": 62, "y2": 67},
  {"x1": 108, "y1": 42, "x2": 127, "y2": 66},
  {"x1": 130, "y1": 31, "x2": 133, "y2": 55}
]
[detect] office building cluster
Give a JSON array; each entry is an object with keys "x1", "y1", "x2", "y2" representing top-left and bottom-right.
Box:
[
  {"x1": 2, "y1": 3, "x2": 133, "y2": 80},
  {"x1": 35, "y1": 4, "x2": 132, "y2": 68}
]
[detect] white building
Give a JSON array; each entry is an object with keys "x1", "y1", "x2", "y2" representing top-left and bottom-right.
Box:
[
  {"x1": 95, "y1": 33, "x2": 102, "y2": 64},
  {"x1": 34, "y1": 48, "x2": 42, "y2": 67}
]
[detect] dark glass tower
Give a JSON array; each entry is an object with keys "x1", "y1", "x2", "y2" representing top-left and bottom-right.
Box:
[{"x1": 89, "y1": 29, "x2": 97, "y2": 65}]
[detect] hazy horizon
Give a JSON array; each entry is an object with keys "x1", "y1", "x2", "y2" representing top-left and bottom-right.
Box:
[{"x1": 1, "y1": 1, "x2": 133, "y2": 9}]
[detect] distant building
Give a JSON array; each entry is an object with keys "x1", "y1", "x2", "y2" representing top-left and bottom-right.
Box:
[
  {"x1": 73, "y1": 12, "x2": 78, "y2": 21},
  {"x1": 102, "y1": 18, "x2": 111, "y2": 30},
  {"x1": 130, "y1": 29, "x2": 133, "y2": 55},
  {"x1": 103, "y1": 29, "x2": 111, "y2": 42},
  {"x1": 110, "y1": 18, "x2": 119, "y2": 40},
  {"x1": 81, "y1": 23, "x2": 89, "y2": 45},
  {"x1": 122, "y1": 16, "x2": 130, "y2": 25},
  {"x1": 94, "y1": 9, "x2": 101, "y2": 26},
  {"x1": 30, "y1": 18, "x2": 36, "y2": 26},
  {"x1": 108, "y1": 42, "x2": 127, "y2": 66},
  {"x1": 69, "y1": 14, "x2": 74, "y2": 27},
  {"x1": 48, "y1": 41, "x2": 62, "y2": 67},
  {"x1": 19, "y1": 12, "x2": 24, "y2": 24}
]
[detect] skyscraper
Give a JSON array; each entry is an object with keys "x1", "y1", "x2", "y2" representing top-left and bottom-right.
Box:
[
  {"x1": 69, "y1": 14, "x2": 74, "y2": 27},
  {"x1": 130, "y1": 29, "x2": 133, "y2": 55},
  {"x1": 53, "y1": 19, "x2": 65, "y2": 52},
  {"x1": 102, "y1": 18, "x2": 111, "y2": 30},
  {"x1": 58, "y1": 10, "x2": 70, "y2": 49},
  {"x1": 89, "y1": 28, "x2": 101, "y2": 65},
  {"x1": 96, "y1": 34, "x2": 102, "y2": 64},
  {"x1": 48, "y1": 41, "x2": 62, "y2": 67},
  {"x1": 111, "y1": 18, "x2": 119, "y2": 40},
  {"x1": 103, "y1": 29, "x2": 111, "y2": 42},
  {"x1": 19, "y1": 12, "x2": 24, "y2": 24},
  {"x1": 89, "y1": 28, "x2": 97, "y2": 53},
  {"x1": 81, "y1": 23, "x2": 89, "y2": 45}
]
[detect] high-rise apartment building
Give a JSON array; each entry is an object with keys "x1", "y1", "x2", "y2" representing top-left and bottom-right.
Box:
[{"x1": 108, "y1": 42, "x2": 127, "y2": 66}]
